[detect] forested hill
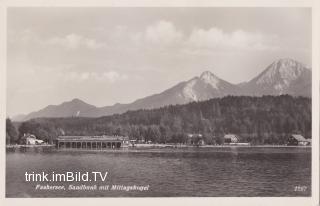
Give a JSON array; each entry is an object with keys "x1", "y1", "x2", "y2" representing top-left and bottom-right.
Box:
[{"x1": 15, "y1": 95, "x2": 311, "y2": 145}]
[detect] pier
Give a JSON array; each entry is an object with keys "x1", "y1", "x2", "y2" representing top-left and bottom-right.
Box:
[{"x1": 56, "y1": 135, "x2": 129, "y2": 150}]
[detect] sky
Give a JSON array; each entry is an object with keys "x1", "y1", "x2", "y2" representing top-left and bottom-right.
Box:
[{"x1": 7, "y1": 7, "x2": 311, "y2": 117}]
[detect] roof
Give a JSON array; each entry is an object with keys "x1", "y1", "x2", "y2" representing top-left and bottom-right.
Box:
[
  {"x1": 291, "y1": 134, "x2": 307, "y2": 142},
  {"x1": 187, "y1": 134, "x2": 203, "y2": 138},
  {"x1": 57, "y1": 135, "x2": 129, "y2": 141},
  {"x1": 23, "y1": 134, "x2": 37, "y2": 139},
  {"x1": 224, "y1": 134, "x2": 238, "y2": 139}
]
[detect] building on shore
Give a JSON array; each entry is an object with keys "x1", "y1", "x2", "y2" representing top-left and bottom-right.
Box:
[
  {"x1": 224, "y1": 134, "x2": 239, "y2": 144},
  {"x1": 306, "y1": 138, "x2": 312, "y2": 146},
  {"x1": 56, "y1": 135, "x2": 129, "y2": 149},
  {"x1": 287, "y1": 134, "x2": 310, "y2": 146},
  {"x1": 20, "y1": 134, "x2": 44, "y2": 145},
  {"x1": 187, "y1": 134, "x2": 205, "y2": 146}
]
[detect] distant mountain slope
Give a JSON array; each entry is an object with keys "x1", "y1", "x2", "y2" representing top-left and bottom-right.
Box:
[
  {"x1": 240, "y1": 58, "x2": 311, "y2": 96},
  {"x1": 22, "y1": 98, "x2": 98, "y2": 120},
  {"x1": 114, "y1": 71, "x2": 239, "y2": 111},
  {"x1": 13, "y1": 58, "x2": 311, "y2": 121},
  {"x1": 11, "y1": 114, "x2": 27, "y2": 122}
]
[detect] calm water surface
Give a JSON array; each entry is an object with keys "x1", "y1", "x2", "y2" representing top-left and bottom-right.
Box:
[{"x1": 6, "y1": 147, "x2": 311, "y2": 197}]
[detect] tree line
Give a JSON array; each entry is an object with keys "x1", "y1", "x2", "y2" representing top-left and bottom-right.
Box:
[{"x1": 6, "y1": 95, "x2": 311, "y2": 145}]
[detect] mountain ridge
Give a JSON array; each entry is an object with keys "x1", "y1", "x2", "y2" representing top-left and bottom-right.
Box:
[{"x1": 12, "y1": 58, "x2": 311, "y2": 121}]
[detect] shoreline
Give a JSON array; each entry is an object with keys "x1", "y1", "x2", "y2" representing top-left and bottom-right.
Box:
[
  {"x1": 5, "y1": 144, "x2": 311, "y2": 149},
  {"x1": 131, "y1": 144, "x2": 311, "y2": 148},
  {"x1": 6, "y1": 144, "x2": 55, "y2": 148}
]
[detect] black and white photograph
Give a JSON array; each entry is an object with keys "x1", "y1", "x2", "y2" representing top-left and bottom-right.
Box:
[{"x1": 1, "y1": 2, "x2": 319, "y2": 206}]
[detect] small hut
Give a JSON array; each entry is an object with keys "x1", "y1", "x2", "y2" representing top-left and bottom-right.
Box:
[
  {"x1": 224, "y1": 134, "x2": 239, "y2": 144},
  {"x1": 187, "y1": 134, "x2": 205, "y2": 146},
  {"x1": 287, "y1": 134, "x2": 309, "y2": 146}
]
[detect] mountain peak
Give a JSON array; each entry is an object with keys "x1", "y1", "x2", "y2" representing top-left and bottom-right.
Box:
[
  {"x1": 199, "y1": 70, "x2": 220, "y2": 89},
  {"x1": 71, "y1": 98, "x2": 81, "y2": 102},
  {"x1": 276, "y1": 58, "x2": 297, "y2": 64},
  {"x1": 246, "y1": 58, "x2": 311, "y2": 96},
  {"x1": 274, "y1": 58, "x2": 309, "y2": 69},
  {"x1": 69, "y1": 98, "x2": 87, "y2": 104},
  {"x1": 200, "y1": 70, "x2": 215, "y2": 77},
  {"x1": 273, "y1": 58, "x2": 306, "y2": 70},
  {"x1": 58, "y1": 98, "x2": 95, "y2": 109}
]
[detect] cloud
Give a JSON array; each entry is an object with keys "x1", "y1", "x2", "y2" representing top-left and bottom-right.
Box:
[
  {"x1": 127, "y1": 21, "x2": 278, "y2": 53},
  {"x1": 11, "y1": 22, "x2": 278, "y2": 55},
  {"x1": 187, "y1": 27, "x2": 279, "y2": 51},
  {"x1": 61, "y1": 70, "x2": 128, "y2": 83},
  {"x1": 144, "y1": 20, "x2": 183, "y2": 45},
  {"x1": 47, "y1": 33, "x2": 103, "y2": 50},
  {"x1": 8, "y1": 29, "x2": 104, "y2": 50},
  {"x1": 102, "y1": 71, "x2": 128, "y2": 83}
]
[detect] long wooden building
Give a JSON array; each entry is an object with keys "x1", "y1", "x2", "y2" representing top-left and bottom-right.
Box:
[{"x1": 56, "y1": 135, "x2": 130, "y2": 150}]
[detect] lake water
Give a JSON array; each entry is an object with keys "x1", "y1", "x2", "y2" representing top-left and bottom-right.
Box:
[{"x1": 6, "y1": 147, "x2": 311, "y2": 197}]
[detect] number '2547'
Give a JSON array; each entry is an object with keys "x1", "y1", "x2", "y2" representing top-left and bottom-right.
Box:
[{"x1": 294, "y1": 186, "x2": 307, "y2": 192}]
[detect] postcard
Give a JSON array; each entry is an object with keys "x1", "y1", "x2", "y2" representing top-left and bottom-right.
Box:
[{"x1": 1, "y1": 1, "x2": 319, "y2": 206}]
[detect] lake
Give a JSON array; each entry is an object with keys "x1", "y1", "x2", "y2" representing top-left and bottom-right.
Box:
[{"x1": 6, "y1": 147, "x2": 311, "y2": 197}]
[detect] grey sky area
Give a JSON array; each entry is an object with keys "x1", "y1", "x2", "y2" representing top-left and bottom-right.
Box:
[{"x1": 7, "y1": 7, "x2": 311, "y2": 116}]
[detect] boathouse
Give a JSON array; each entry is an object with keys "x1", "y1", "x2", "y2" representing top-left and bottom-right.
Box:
[
  {"x1": 56, "y1": 135, "x2": 129, "y2": 149},
  {"x1": 287, "y1": 134, "x2": 309, "y2": 146}
]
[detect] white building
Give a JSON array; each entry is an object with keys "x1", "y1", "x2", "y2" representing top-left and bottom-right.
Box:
[
  {"x1": 22, "y1": 134, "x2": 44, "y2": 145},
  {"x1": 224, "y1": 134, "x2": 239, "y2": 144}
]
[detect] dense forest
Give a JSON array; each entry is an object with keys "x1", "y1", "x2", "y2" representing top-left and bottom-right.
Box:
[{"x1": 7, "y1": 95, "x2": 311, "y2": 145}]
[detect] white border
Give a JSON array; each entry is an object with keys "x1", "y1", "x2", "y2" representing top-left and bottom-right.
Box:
[
  {"x1": 312, "y1": 0, "x2": 320, "y2": 205},
  {"x1": 0, "y1": 1, "x2": 319, "y2": 206}
]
